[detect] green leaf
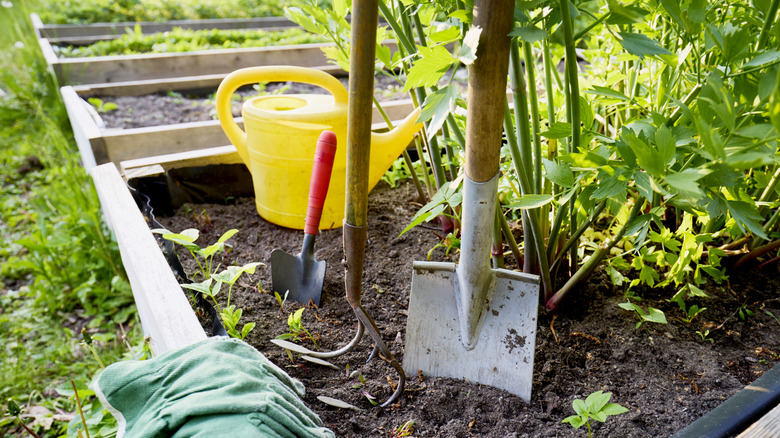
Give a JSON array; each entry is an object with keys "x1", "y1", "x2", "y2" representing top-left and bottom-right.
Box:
[
  {"x1": 506, "y1": 194, "x2": 553, "y2": 209},
  {"x1": 429, "y1": 26, "x2": 460, "y2": 43},
  {"x1": 664, "y1": 169, "x2": 709, "y2": 198},
  {"x1": 509, "y1": 25, "x2": 548, "y2": 43},
  {"x1": 592, "y1": 175, "x2": 627, "y2": 200},
  {"x1": 654, "y1": 125, "x2": 676, "y2": 167},
  {"x1": 333, "y1": 0, "x2": 348, "y2": 17},
  {"x1": 562, "y1": 415, "x2": 585, "y2": 428},
  {"x1": 580, "y1": 96, "x2": 594, "y2": 130},
  {"x1": 572, "y1": 399, "x2": 588, "y2": 416},
  {"x1": 643, "y1": 307, "x2": 668, "y2": 324},
  {"x1": 405, "y1": 45, "x2": 456, "y2": 91},
  {"x1": 585, "y1": 391, "x2": 610, "y2": 413},
  {"x1": 457, "y1": 25, "x2": 482, "y2": 65},
  {"x1": 744, "y1": 50, "x2": 780, "y2": 69},
  {"x1": 727, "y1": 200, "x2": 769, "y2": 240},
  {"x1": 617, "y1": 32, "x2": 672, "y2": 59},
  {"x1": 217, "y1": 229, "x2": 239, "y2": 244},
  {"x1": 542, "y1": 158, "x2": 574, "y2": 187},
  {"x1": 633, "y1": 171, "x2": 653, "y2": 200},
  {"x1": 182, "y1": 279, "x2": 214, "y2": 297},
  {"x1": 420, "y1": 85, "x2": 460, "y2": 141},
  {"x1": 618, "y1": 302, "x2": 640, "y2": 312},
  {"x1": 540, "y1": 122, "x2": 573, "y2": 139},
  {"x1": 602, "y1": 403, "x2": 629, "y2": 416}
]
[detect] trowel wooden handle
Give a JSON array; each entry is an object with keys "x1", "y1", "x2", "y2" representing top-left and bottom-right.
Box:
[{"x1": 305, "y1": 130, "x2": 338, "y2": 236}]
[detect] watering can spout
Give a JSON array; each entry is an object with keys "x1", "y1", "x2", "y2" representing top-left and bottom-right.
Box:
[{"x1": 368, "y1": 107, "x2": 423, "y2": 188}]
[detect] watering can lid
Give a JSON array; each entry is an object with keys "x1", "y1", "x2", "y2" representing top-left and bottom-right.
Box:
[{"x1": 243, "y1": 94, "x2": 346, "y2": 122}]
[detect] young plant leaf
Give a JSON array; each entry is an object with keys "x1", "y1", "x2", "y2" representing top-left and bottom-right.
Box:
[
  {"x1": 506, "y1": 194, "x2": 553, "y2": 209},
  {"x1": 404, "y1": 45, "x2": 456, "y2": 91},
  {"x1": 542, "y1": 158, "x2": 575, "y2": 187},
  {"x1": 457, "y1": 25, "x2": 482, "y2": 65},
  {"x1": 420, "y1": 85, "x2": 460, "y2": 141},
  {"x1": 617, "y1": 32, "x2": 672, "y2": 59}
]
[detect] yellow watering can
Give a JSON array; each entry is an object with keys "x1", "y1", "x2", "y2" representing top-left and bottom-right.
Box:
[{"x1": 215, "y1": 66, "x2": 423, "y2": 230}]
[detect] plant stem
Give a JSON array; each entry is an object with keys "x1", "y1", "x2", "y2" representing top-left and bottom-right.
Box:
[
  {"x1": 546, "y1": 197, "x2": 643, "y2": 310},
  {"x1": 509, "y1": 38, "x2": 539, "y2": 273},
  {"x1": 755, "y1": 0, "x2": 780, "y2": 51},
  {"x1": 71, "y1": 380, "x2": 91, "y2": 438},
  {"x1": 550, "y1": 201, "x2": 608, "y2": 273},
  {"x1": 499, "y1": 203, "x2": 524, "y2": 268},
  {"x1": 560, "y1": 0, "x2": 582, "y2": 274}
]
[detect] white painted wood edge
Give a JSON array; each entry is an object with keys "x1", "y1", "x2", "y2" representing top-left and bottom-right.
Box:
[{"x1": 91, "y1": 163, "x2": 206, "y2": 354}]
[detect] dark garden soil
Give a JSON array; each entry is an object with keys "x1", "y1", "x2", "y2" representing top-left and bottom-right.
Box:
[
  {"x1": 153, "y1": 179, "x2": 780, "y2": 438},
  {"x1": 94, "y1": 71, "x2": 465, "y2": 129}
]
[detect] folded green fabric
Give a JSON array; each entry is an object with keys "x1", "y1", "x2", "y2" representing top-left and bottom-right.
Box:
[{"x1": 94, "y1": 337, "x2": 334, "y2": 438}]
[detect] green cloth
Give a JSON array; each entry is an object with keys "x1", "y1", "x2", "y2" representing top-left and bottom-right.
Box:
[{"x1": 94, "y1": 337, "x2": 334, "y2": 438}]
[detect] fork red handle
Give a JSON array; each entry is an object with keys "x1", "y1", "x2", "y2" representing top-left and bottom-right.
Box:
[{"x1": 305, "y1": 130, "x2": 338, "y2": 236}]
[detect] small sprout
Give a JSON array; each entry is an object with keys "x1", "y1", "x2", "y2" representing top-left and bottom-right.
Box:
[
  {"x1": 696, "y1": 330, "x2": 714, "y2": 343},
  {"x1": 362, "y1": 391, "x2": 379, "y2": 406},
  {"x1": 391, "y1": 420, "x2": 415, "y2": 438},
  {"x1": 562, "y1": 391, "x2": 628, "y2": 438}
]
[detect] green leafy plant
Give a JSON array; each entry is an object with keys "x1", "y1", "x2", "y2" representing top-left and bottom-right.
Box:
[
  {"x1": 86, "y1": 97, "x2": 117, "y2": 113},
  {"x1": 182, "y1": 262, "x2": 262, "y2": 340},
  {"x1": 153, "y1": 228, "x2": 237, "y2": 280},
  {"x1": 562, "y1": 391, "x2": 628, "y2": 437},
  {"x1": 274, "y1": 290, "x2": 289, "y2": 313},
  {"x1": 56, "y1": 26, "x2": 326, "y2": 57},
  {"x1": 275, "y1": 308, "x2": 316, "y2": 346},
  {"x1": 696, "y1": 330, "x2": 714, "y2": 343},
  {"x1": 618, "y1": 290, "x2": 667, "y2": 329},
  {"x1": 38, "y1": 0, "x2": 291, "y2": 24}
]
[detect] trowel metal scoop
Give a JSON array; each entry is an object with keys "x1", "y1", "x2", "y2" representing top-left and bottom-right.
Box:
[
  {"x1": 403, "y1": 0, "x2": 540, "y2": 402},
  {"x1": 271, "y1": 130, "x2": 337, "y2": 306}
]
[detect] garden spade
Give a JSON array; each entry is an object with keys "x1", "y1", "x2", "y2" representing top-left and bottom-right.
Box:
[
  {"x1": 403, "y1": 0, "x2": 540, "y2": 402},
  {"x1": 270, "y1": 130, "x2": 337, "y2": 307}
]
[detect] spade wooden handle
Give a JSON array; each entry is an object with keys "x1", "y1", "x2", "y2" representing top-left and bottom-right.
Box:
[
  {"x1": 305, "y1": 130, "x2": 338, "y2": 236},
  {"x1": 464, "y1": 0, "x2": 515, "y2": 182}
]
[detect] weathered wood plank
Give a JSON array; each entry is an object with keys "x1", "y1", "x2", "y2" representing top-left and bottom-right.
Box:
[
  {"x1": 38, "y1": 16, "x2": 296, "y2": 41},
  {"x1": 120, "y1": 145, "x2": 242, "y2": 179},
  {"x1": 60, "y1": 86, "x2": 107, "y2": 168},
  {"x1": 54, "y1": 43, "x2": 338, "y2": 85},
  {"x1": 737, "y1": 403, "x2": 780, "y2": 437},
  {"x1": 91, "y1": 163, "x2": 206, "y2": 354}
]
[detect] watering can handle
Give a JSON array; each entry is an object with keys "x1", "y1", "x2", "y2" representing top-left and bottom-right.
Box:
[
  {"x1": 305, "y1": 131, "x2": 338, "y2": 236},
  {"x1": 215, "y1": 66, "x2": 349, "y2": 166}
]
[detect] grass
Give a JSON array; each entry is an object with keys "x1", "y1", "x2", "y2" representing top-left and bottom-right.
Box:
[{"x1": 1, "y1": 2, "x2": 141, "y2": 436}]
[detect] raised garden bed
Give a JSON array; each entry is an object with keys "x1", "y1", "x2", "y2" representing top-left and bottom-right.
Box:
[
  {"x1": 31, "y1": 13, "x2": 359, "y2": 85},
  {"x1": 90, "y1": 159, "x2": 780, "y2": 436}
]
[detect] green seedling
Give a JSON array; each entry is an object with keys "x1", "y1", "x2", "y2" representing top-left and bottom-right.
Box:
[
  {"x1": 183, "y1": 262, "x2": 262, "y2": 340},
  {"x1": 696, "y1": 330, "x2": 714, "y2": 343},
  {"x1": 391, "y1": 420, "x2": 415, "y2": 438},
  {"x1": 562, "y1": 391, "x2": 628, "y2": 438},
  {"x1": 362, "y1": 391, "x2": 379, "y2": 406},
  {"x1": 618, "y1": 291, "x2": 667, "y2": 329},
  {"x1": 87, "y1": 97, "x2": 117, "y2": 113},
  {"x1": 276, "y1": 308, "x2": 316, "y2": 346},
  {"x1": 766, "y1": 310, "x2": 780, "y2": 326},
  {"x1": 427, "y1": 232, "x2": 460, "y2": 260},
  {"x1": 153, "y1": 228, "x2": 237, "y2": 280},
  {"x1": 738, "y1": 305, "x2": 755, "y2": 321},
  {"x1": 274, "y1": 290, "x2": 289, "y2": 313}
]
